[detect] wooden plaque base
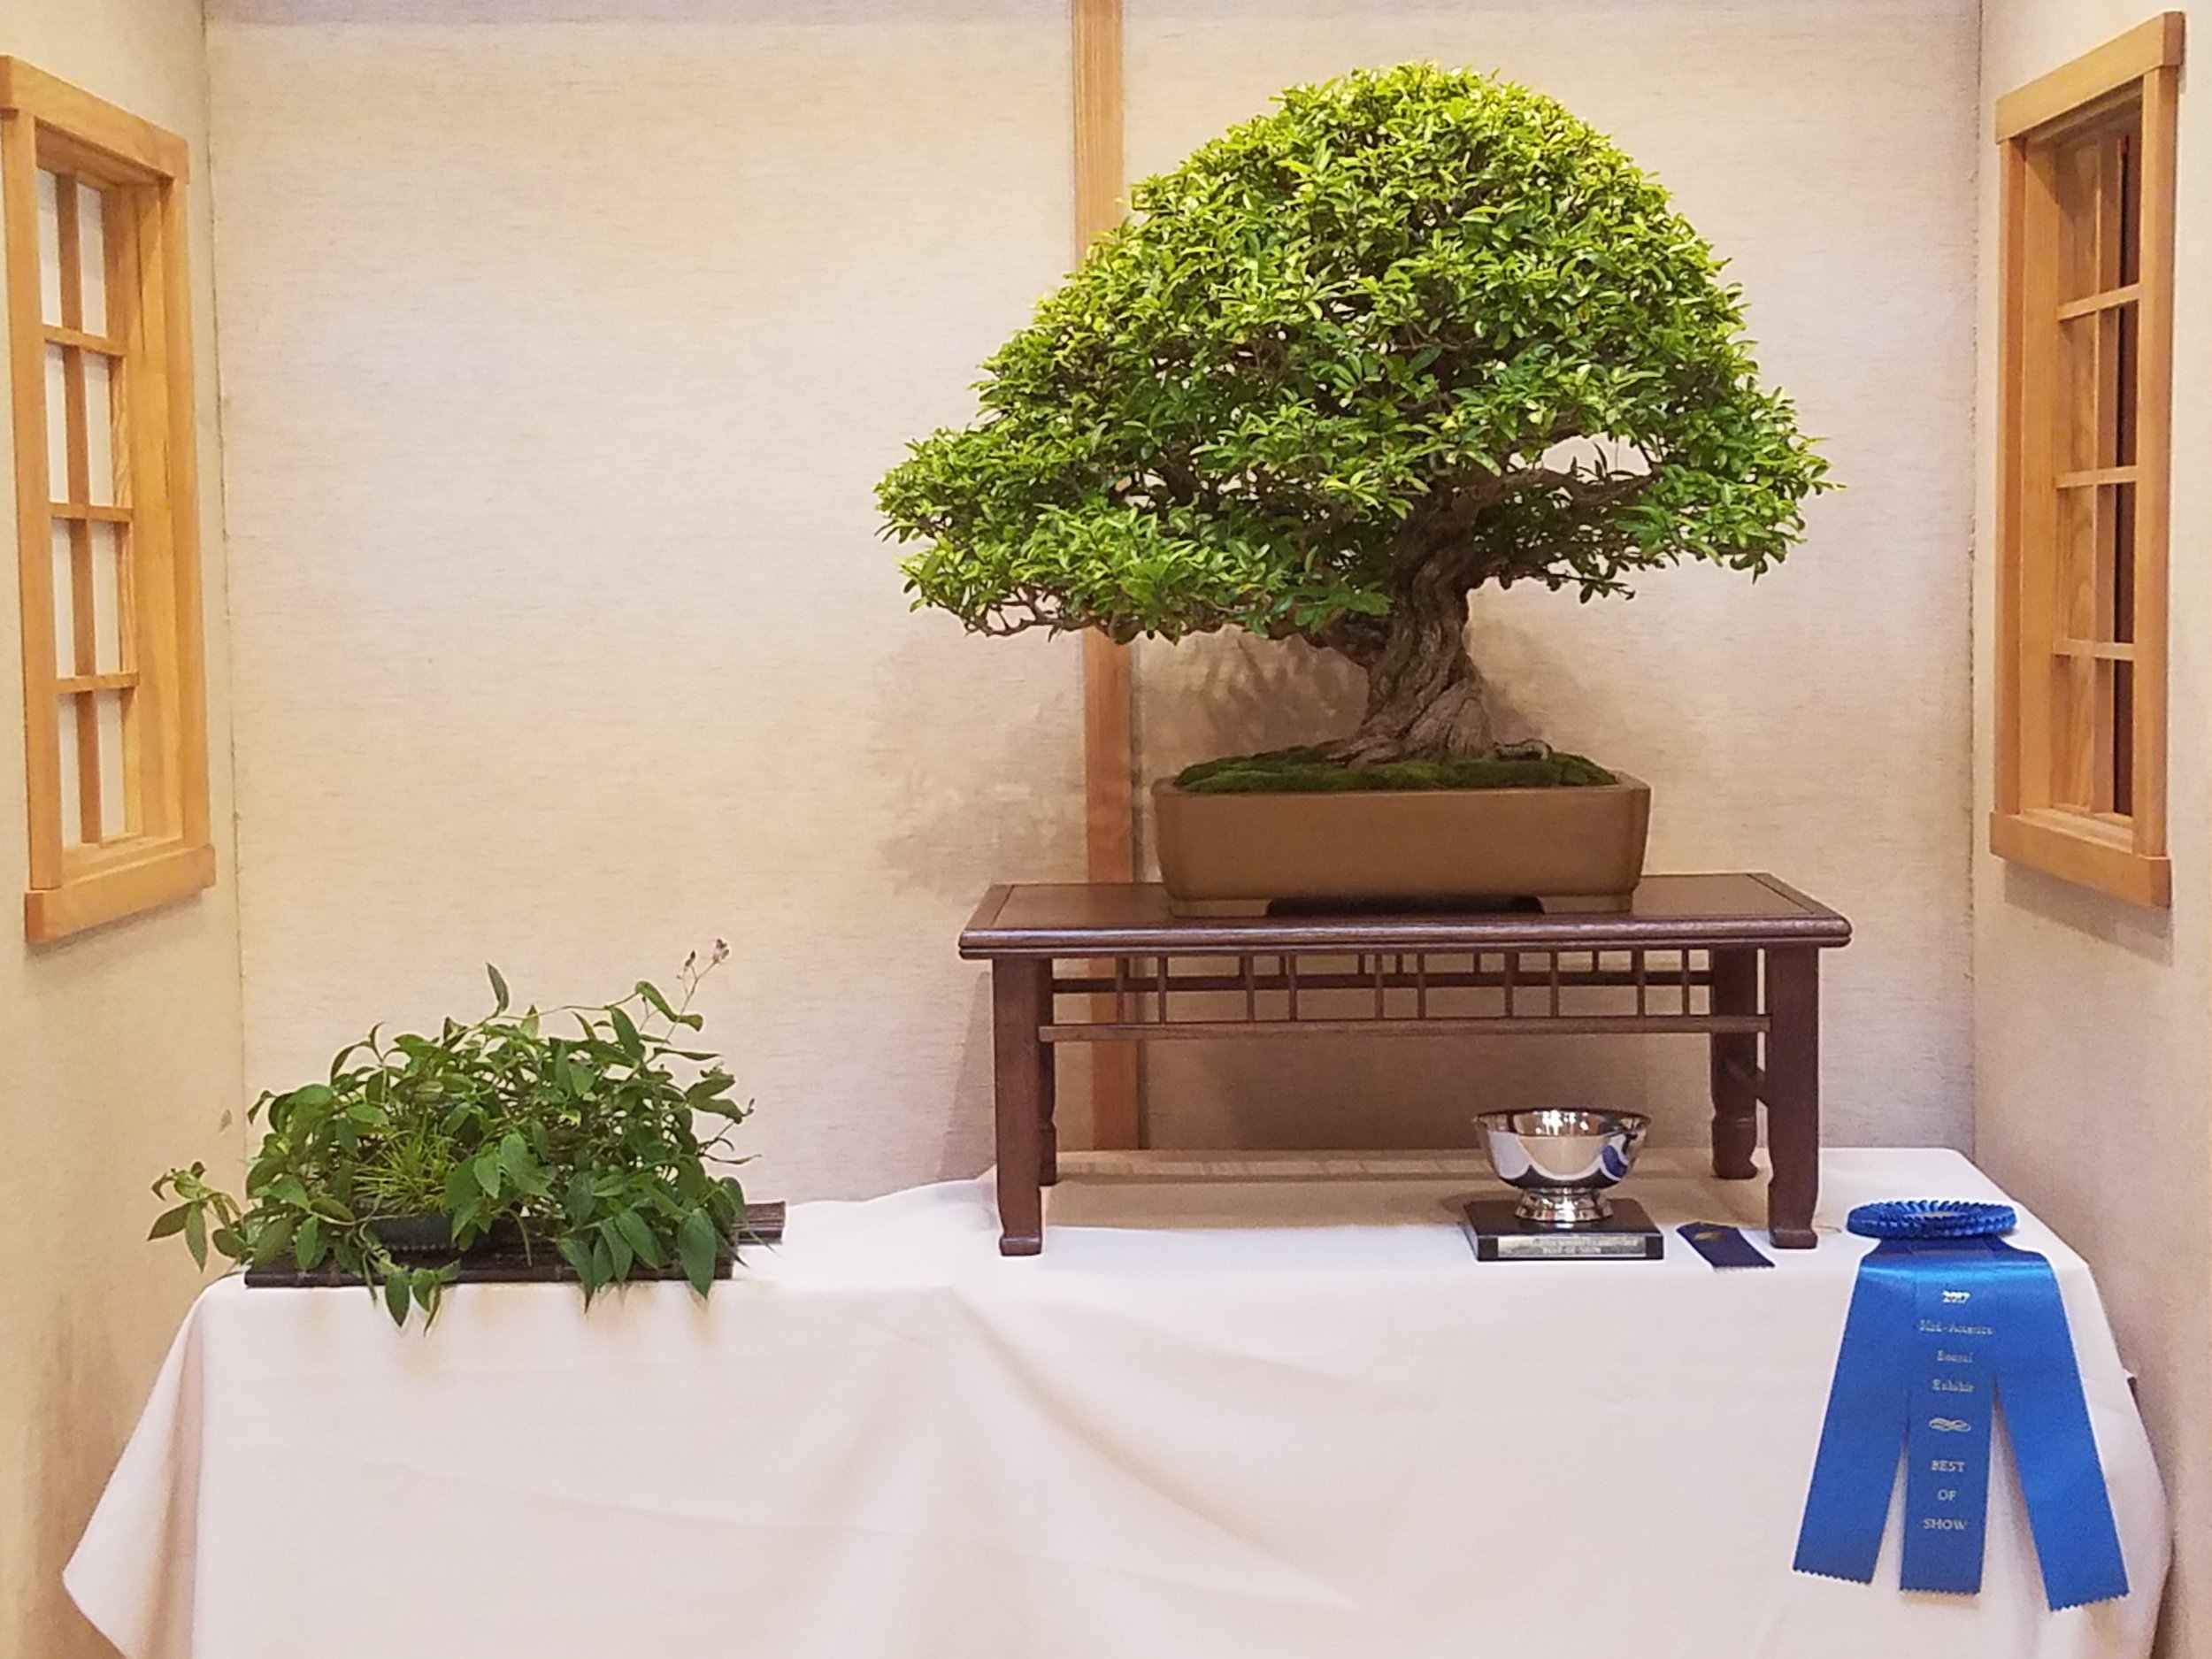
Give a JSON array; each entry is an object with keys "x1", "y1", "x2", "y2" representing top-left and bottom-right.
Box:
[{"x1": 1463, "y1": 1196, "x2": 1664, "y2": 1261}]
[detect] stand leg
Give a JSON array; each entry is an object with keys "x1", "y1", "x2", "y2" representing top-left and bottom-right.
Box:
[
  {"x1": 1763, "y1": 947, "x2": 1820, "y2": 1249},
  {"x1": 1038, "y1": 1014, "x2": 1059, "y2": 1188},
  {"x1": 1709, "y1": 948, "x2": 1759, "y2": 1180},
  {"x1": 993, "y1": 958, "x2": 1048, "y2": 1255}
]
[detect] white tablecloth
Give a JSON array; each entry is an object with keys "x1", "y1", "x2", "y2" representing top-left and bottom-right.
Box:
[{"x1": 66, "y1": 1148, "x2": 2166, "y2": 1659}]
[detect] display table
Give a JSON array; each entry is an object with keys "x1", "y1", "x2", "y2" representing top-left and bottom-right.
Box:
[
  {"x1": 960, "y1": 875, "x2": 1850, "y2": 1254},
  {"x1": 67, "y1": 1149, "x2": 2164, "y2": 1659}
]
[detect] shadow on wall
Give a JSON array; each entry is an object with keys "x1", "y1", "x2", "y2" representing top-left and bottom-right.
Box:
[
  {"x1": 29, "y1": 1294, "x2": 130, "y2": 1659},
  {"x1": 2001, "y1": 861, "x2": 2174, "y2": 969},
  {"x1": 1137, "y1": 629, "x2": 1367, "y2": 795},
  {"x1": 1144, "y1": 1029, "x2": 1715, "y2": 1151},
  {"x1": 940, "y1": 972, "x2": 1002, "y2": 1179},
  {"x1": 1466, "y1": 588, "x2": 1675, "y2": 764},
  {"x1": 871, "y1": 627, "x2": 1086, "y2": 902},
  {"x1": 865, "y1": 623, "x2": 1097, "y2": 1179}
]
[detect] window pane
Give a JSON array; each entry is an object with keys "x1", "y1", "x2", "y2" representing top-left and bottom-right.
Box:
[
  {"x1": 35, "y1": 169, "x2": 63, "y2": 326},
  {"x1": 2051, "y1": 656, "x2": 2095, "y2": 810},
  {"x1": 95, "y1": 690, "x2": 126, "y2": 841},
  {"x1": 2092, "y1": 659, "x2": 2117, "y2": 816},
  {"x1": 43, "y1": 344, "x2": 68, "y2": 501},
  {"x1": 89, "y1": 523, "x2": 122, "y2": 674},
  {"x1": 2057, "y1": 316, "x2": 2103, "y2": 472},
  {"x1": 2113, "y1": 482, "x2": 2136, "y2": 644},
  {"x1": 50, "y1": 522, "x2": 76, "y2": 677},
  {"x1": 2055, "y1": 134, "x2": 2102, "y2": 303},
  {"x1": 2055, "y1": 488, "x2": 2099, "y2": 641},
  {"x1": 2114, "y1": 660, "x2": 2135, "y2": 818},
  {"x1": 55, "y1": 695, "x2": 82, "y2": 849},
  {"x1": 2114, "y1": 303, "x2": 2138, "y2": 466},
  {"x1": 76, "y1": 182, "x2": 106, "y2": 337},
  {"x1": 82, "y1": 352, "x2": 115, "y2": 506},
  {"x1": 2116, "y1": 127, "x2": 2141, "y2": 288}
]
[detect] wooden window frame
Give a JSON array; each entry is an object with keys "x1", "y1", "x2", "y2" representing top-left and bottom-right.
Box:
[
  {"x1": 1992, "y1": 14, "x2": 2183, "y2": 909},
  {"x1": 0, "y1": 59, "x2": 211, "y2": 941}
]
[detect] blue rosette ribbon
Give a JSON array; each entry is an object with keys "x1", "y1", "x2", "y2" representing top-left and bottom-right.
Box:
[{"x1": 1792, "y1": 1199, "x2": 2129, "y2": 1610}]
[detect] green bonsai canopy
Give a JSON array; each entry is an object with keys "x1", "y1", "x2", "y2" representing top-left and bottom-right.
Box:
[{"x1": 879, "y1": 64, "x2": 1829, "y2": 764}]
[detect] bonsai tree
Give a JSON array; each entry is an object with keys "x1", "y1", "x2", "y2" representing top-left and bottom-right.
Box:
[{"x1": 879, "y1": 65, "x2": 1829, "y2": 769}]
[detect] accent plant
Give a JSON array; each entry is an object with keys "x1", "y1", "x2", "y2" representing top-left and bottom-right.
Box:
[
  {"x1": 879, "y1": 64, "x2": 1829, "y2": 770},
  {"x1": 150, "y1": 947, "x2": 749, "y2": 1326}
]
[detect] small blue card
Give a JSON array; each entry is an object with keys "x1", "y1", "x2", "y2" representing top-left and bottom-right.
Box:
[{"x1": 1678, "y1": 1222, "x2": 1774, "y2": 1269}]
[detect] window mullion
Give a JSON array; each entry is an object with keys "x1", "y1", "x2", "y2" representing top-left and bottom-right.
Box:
[
  {"x1": 2125, "y1": 62, "x2": 2176, "y2": 860},
  {"x1": 2016, "y1": 143, "x2": 2064, "y2": 816},
  {"x1": 1, "y1": 109, "x2": 65, "y2": 886},
  {"x1": 117, "y1": 176, "x2": 173, "y2": 838}
]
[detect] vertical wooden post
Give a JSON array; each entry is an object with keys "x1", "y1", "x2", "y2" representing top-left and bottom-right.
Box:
[
  {"x1": 1762, "y1": 947, "x2": 1821, "y2": 1249},
  {"x1": 1706, "y1": 949, "x2": 1759, "y2": 1180},
  {"x1": 1071, "y1": 0, "x2": 1124, "y2": 301},
  {"x1": 1072, "y1": 0, "x2": 1141, "y2": 1148},
  {"x1": 993, "y1": 957, "x2": 1049, "y2": 1255}
]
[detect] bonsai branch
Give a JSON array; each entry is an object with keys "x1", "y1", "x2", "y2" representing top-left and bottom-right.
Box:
[{"x1": 1490, "y1": 466, "x2": 1652, "y2": 511}]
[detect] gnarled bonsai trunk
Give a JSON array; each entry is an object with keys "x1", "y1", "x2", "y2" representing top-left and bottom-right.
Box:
[{"x1": 1326, "y1": 568, "x2": 1494, "y2": 764}]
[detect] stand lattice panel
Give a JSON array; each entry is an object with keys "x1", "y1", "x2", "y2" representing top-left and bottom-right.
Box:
[{"x1": 960, "y1": 875, "x2": 1851, "y2": 1256}]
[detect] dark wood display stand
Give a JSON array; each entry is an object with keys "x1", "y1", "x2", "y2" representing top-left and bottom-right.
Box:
[{"x1": 960, "y1": 874, "x2": 1850, "y2": 1256}]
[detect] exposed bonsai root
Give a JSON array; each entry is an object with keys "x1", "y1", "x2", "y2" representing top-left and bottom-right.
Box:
[
  {"x1": 1325, "y1": 694, "x2": 1494, "y2": 765},
  {"x1": 1323, "y1": 575, "x2": 1500, "y2": 764}
]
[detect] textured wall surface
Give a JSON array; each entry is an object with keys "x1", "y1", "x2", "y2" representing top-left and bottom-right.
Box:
[
  {"x1": 20, "y1": 0, "x2": 2212, "y2": 1647},
  {"x1": 1974, "y1": 6, "x2": 2212, "y2": 1655},
  {"x1": 0, "y1": 4, "x2": 245, "y2": 1656},
  {"x1": 205, "y1": 0, "x2": 1087, "y2": 1202},
  {"x1": 209, "y1": 0, "x2": 1979, "y2": 1187},
  {"x1": 1125, "y1": 0, "x2": 1980, "y2": 1152}
]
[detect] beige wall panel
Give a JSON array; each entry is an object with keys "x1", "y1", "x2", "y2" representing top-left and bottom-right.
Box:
[
  {"x1": 205, "y1": 1, "x2": 1085, "y2": 1202},
  {"x1": 1976, "y1": 6, "x2": 2212, "y2": 1654},
  {"x1": 0, "y1": 3, "x2": 245, "y2": 1656},
  {"x1": 209, "y1": 0, "x2": 1978, "y2": 1181},
  {"x1": 1125, "y1": 0, "x2": 1979, "y2": 1154}
]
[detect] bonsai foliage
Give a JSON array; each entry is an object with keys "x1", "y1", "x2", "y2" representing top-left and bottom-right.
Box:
[
  {"x1": 879, "y1": 65, "x2": 1829, "y2": 763},
  {"x1": 151, "y1": 948, "x2": 750, "y2": 1326}
]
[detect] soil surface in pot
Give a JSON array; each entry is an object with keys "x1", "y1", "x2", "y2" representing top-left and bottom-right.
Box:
[
  {"x1": 1174, "y1": 746, "x2": 1617, "y2": 795},
  {"x1": 368, "y1": 1214, "x2": 527, "y2": 1257}
]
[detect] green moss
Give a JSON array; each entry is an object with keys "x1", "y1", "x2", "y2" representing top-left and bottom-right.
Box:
[{"x1": 1173, "y1": 747, "x2": 1618, "y2": 795}]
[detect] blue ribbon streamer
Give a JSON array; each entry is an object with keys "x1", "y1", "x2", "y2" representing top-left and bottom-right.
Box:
[{"x1": 1793, "y1": 1203, "x2": 2128, "y2": 1611}]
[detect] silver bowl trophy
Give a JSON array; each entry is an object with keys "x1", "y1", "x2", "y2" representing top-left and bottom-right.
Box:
[{"x1": 1463, "y1": 1109, "x2": 1663, "y2": 1261}]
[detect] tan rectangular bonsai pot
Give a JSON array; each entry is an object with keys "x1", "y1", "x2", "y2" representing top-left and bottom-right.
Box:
[{"x1": 1153, "y1": 772, "x2": 1650, "y2": 912}]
